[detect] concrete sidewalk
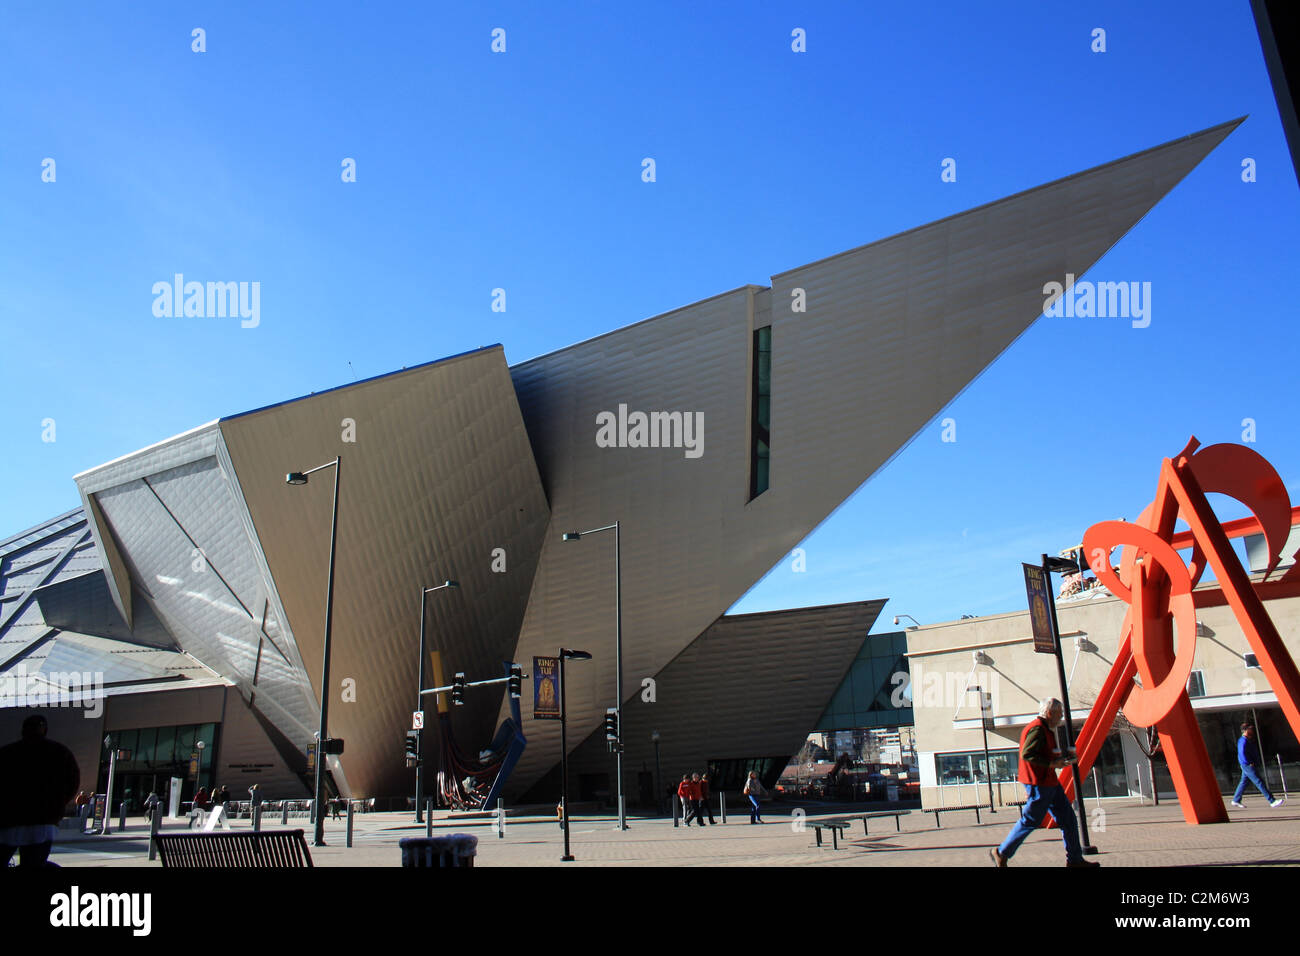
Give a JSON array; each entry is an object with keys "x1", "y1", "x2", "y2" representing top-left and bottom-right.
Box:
[{"x1": 45, "y1": 798, "x2": 1300, "y2": 867}]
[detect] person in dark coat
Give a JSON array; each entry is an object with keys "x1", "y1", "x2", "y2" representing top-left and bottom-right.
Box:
[{"x1": 0, "y1": 714, "x2": 80, "y2": 868}]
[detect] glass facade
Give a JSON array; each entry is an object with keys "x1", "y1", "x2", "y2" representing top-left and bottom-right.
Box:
[
  {"x1": 815, "y1": 631, "x2": 913, "y2": 731},
  {"x1": 98, "y1": 722, "x2": 218, "y2": 811},
  {"x1": 749, "y1": 326, "x2": 771, "y2": 499}
]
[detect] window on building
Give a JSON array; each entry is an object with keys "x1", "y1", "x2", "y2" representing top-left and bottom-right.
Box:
[
  {"x1": 936, "y1": 749, "x2": 1018, "y2": 785},
  {"x1": 749, "y1": 326, "x2": 771, "y2": 499}
]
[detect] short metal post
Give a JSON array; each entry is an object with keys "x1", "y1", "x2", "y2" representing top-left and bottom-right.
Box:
[
  {"x1": 425, "y1": 798, "x2": 433, "y2": 838},
  {"x1": 497, "y1": 798, "x2": 504, "y2": 839},
  {"x1": 119, "y1": 801, "x2": 127, "y2": 832},
  {"x1": 1279, "y1": 755, "x2": 1289, "y2": 800},
  {"x1": 148, "y1": 806, "x2": 161, "y2": 861},
  {"x1": 253, "y1": 804, "x2": 262, "y2": 833},
  {"x1": 1093, "y1": 768, "x2": 1101, "y2": 800},
  {"x1": 309, "y1": 798, "x2": 316, "y2": 825},
  {"x1": 346, "y1": 800, "x2": 355, "y2": 848},
  {"x1": 673, "y1": 794, "x2": 679, "y2": 828},
  {"x1": 719, "y1": 792, "x2": 726, "y2": 824},
  {"x1": 281, "y1": 802, "x2": 289, "y2": 825}
]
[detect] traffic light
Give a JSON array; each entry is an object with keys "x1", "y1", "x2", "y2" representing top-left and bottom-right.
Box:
[
  {"x1": 452, "y1": 673, "x2": 467, "y2": 706},
  {"x1": 508, "y1": 663, "x2": 522, "y2": 700},
  {"x1": 604, "y1": 708, "x2": 619, "y2": 742},
  {"x1": 404, "y1": 730, "x2": 419, "y2": 767}
]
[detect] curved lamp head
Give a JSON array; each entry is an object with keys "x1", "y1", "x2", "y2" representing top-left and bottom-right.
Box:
[
  {"x1": 443, "y1": 580, "x2": 459, "y2": 589},
  {"x1": 286, "y1": 472, "x2": 309, "y2": 485},
  {"x1": 560, "y1": 648, "x2": 592, "y2": 661},
  {"x1": 562, "y1": 532, "x2": 580, "y2": 541}
]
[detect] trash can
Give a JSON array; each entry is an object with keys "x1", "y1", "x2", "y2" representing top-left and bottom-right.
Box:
[{"x1": 399, "y1": 834, "x2": 478, "y2": 867}]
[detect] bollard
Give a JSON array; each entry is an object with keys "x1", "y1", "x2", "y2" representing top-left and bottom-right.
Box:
[
  {"x1": 119, "y1": 802, "x2": 127, "y2": 832},
  {"x1": 253, "y1": 805, "x2": 262, "y2": 833},
  {"x1": 425, "y1": 798, "x2": 433, "y2": 839},
  {"x1": 497, "y1": 798, "x2": 504, "y2": 839},
  {"x1": 673, "y1": 794, "x2": 679, "y2": 828},
  {"x1": 347, "y1": 800, "x2": 355, "y2": 848},
  {"x1": 309, "y1": 798, "x2": 315, "y2": 825},
  {"x1": 720, "y1": 792, "x2": 726, "y2": 825},
  {"x1": 148, "y1": 807, "x2": 161, "y2": 861},
  {"x1": 1093, "y1": 768, "x2": 1101, "y2": 800},
  {"x1": 1279, "y1": 755, "x2": 1289, "y2": 800},
  {"x1": 281, "y1": 801, "x2": 288, "y2": 825}
]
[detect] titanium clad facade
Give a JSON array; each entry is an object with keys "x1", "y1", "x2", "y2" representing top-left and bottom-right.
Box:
[
  {"x1": 551, "y1": 600, "x2": 888, "y2": 799},
  {"x1": 218, "y1": 346, "x2": 551, "y2": 799},
  {"x1": 501, "y1": 120, "x2": 1241, "y2": 797}
]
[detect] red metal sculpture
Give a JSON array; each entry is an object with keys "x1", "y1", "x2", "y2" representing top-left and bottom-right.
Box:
[{"x1": 1065, "y1": 438, "x2": 1300, "y2": 824}]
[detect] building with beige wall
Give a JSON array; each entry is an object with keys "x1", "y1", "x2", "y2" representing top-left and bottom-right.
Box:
[{"x1": 905, "y1": 560, "x2": 1300, "y2": 810}]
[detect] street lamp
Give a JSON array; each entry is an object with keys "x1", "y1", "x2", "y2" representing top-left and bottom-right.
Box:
[
  {"x1": 893, "y1": 614, "x2": 922, "y2": 628},
  {"x1": 559, "y1": 647, "x2": 592, "y2": 861},
  {"x1": 562, "y1": 522, "x2": 627, "y2": 831},
  {"x1": 969, "y1": 687, "x2": 995, "y2": 813},
  {"x1": 415, "y1": 579, "x2": 459, "y2": 822},
  {"x1": 286, "y1": 456, "x2": 342, "y2": 848}
]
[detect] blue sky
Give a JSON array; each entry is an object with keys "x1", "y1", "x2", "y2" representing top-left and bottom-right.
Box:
[{"x1": 2, "y1": 2, "x2": 1297, "y2": 628}]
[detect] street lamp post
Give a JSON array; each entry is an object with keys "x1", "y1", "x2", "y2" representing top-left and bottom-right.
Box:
[
  {"x1": 415, "y1": 580, "x2": 459, "y2": 822},
  {"x1": 562, "y1": 522, "x2": 627, "y2": 830},
  {"x1": 286, "y1": 456, "x2": 341, "y2": 848},
  {"x1": 971, "y1": 687, "x2": 995, "y2": 812},
  {"x1": 559, "y1": 648, "x2": 592, "y2": 861}
]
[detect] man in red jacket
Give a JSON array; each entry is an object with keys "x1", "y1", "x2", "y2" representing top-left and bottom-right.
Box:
[{"x1": 990, "y1": 698, "x2": 1098, "y2": 868}]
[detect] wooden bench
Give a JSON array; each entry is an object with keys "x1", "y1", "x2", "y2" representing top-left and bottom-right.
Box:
[
  {"x1": 925, "y1": 805, "x2": 990, "y2": 827},
  {"x1": 155, "y1": 828, "x2": 314, "y2": 868}
]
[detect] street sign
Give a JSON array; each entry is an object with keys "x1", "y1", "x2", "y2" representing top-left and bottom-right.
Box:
[
  {"x1": 413, "y1": 710, "x2": 425, "y2": 730},
  {"x1": 1022, "y1": 563, "x2": 1057, "y2": 653},
  {"x1": 533, "y1": 656, "x2": 560, "y2": 720}
]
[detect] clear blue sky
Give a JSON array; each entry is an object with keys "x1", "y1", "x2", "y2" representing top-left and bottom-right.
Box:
[{"x1": 2, "y1": 2, "x2": 1297, "y2": 627}]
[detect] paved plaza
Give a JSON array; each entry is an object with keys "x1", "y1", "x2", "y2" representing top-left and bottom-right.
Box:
[{"x1": 44, "y1": 799, "x2": 1300, "y2": 868}]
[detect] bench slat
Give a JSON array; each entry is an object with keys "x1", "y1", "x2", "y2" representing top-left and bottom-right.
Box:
[{"x1": 156, "y1": 829, "x2": 313, "y2": 868}]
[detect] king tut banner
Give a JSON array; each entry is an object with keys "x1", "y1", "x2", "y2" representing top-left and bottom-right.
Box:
[{"x1": 533, "y1": 656, "x2": 561, "y2": 720}]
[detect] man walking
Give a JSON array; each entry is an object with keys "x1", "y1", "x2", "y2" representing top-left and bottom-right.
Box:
[
  {"x1": 677, "y1": 774, "x2": 694, "y2": 826},
  {"x1": 689, "y1": 773, "x2": 707, "y2": 827},
  {"x1": 991, "y1": 698, "x2": 1098, "y2": 868},
  {"x1": 1231, "y1": 722, "x2": 1284, "y2": 808},
  {"x1": 699, "y1": 772, "x2": 717, "y2": 825}
]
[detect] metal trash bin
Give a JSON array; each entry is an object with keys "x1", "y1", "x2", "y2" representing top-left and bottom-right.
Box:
[{"x1": 399, "y1": 834, "x2": 477, "y2": 867}]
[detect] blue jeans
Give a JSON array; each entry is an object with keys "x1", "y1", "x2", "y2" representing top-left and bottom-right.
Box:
[
  {"x1": 748, "y1": 794, "x2": 762, "y2": 822},
  {"x1": 1233, "y1": 764, "x2": 1275, "y2": 802},
  {"x1": 998, "y1": 784, "x2": 1083, "y2": 863}
]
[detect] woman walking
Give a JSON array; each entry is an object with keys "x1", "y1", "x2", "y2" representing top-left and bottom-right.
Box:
[{"x1": 743, "y1": 771, "x2": 767, "y2": 824}]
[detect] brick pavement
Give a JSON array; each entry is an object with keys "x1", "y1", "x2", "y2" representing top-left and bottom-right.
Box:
[{"x1": 45, "y1": 798, "x2": 1300, "y2": 867}]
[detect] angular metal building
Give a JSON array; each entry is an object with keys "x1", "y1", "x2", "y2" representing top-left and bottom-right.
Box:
[{"x1": 2, "y1": 119, "x2": 1239, "y2": 804}]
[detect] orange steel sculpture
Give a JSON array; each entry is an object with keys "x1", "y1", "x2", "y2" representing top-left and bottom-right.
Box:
[{"x1": 1061, "y1": 438, "x2": 1300, "y2": 825}]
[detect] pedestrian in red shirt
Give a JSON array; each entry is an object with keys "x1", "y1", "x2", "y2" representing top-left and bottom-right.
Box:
[
  {"x1": 676, "y1": 774, "x2": 695, "y2": 826},
  {"x1": 990, "y1": 698, "x2": 1099, "y2": 868}
]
